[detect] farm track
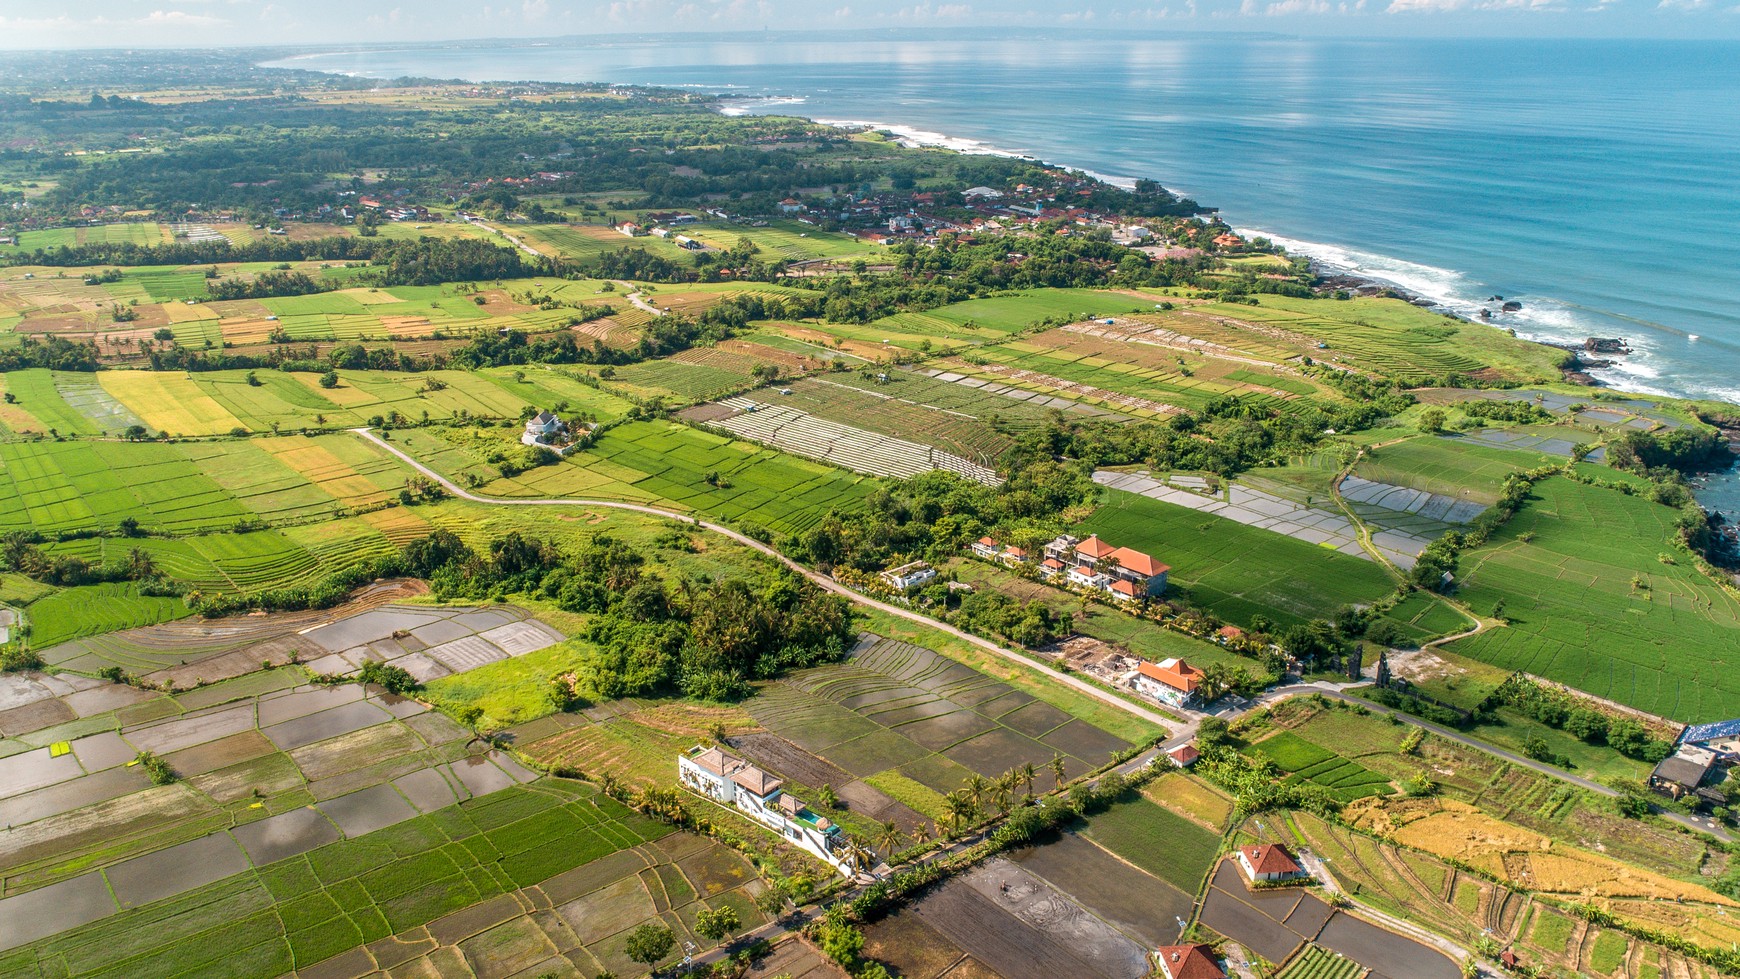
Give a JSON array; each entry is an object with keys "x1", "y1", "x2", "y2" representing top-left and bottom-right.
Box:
[{"x1": 352, "y1": 428, "x2": 1188, "y2": 743}]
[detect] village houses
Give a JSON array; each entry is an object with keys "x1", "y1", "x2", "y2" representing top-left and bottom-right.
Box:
[
  {"x1": 1154, "y1": 944, "x2": 1225, "y2": 979},
  {"x1": 521, "y1": 410, "x2": 570, "y2": 449},
  {"x1": 968, "y1": 533, "x2": 1168, "y2": 603}
]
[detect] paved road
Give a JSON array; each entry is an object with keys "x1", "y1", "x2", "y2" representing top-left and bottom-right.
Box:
[
  {"x1": 355, "y1": 428, "x2": 1184, "y2": 740},
  {"x1": 361, "y1": 427, "x2": 1731, "y2": 841},
  {"x1": 1254, "y1": 684, "x2": 1731, "y2": 842},
  {"x1": 615, "y1": 282, "x2": 667, "y2": 317}
]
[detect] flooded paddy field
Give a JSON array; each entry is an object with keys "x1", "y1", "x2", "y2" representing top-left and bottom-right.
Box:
[
  {"x1": 0, "y1": 587, "x2": 790, "y2": 978},
  {"x1": 1197, "y1": 859, "x2": 1460, "y2": 979}
]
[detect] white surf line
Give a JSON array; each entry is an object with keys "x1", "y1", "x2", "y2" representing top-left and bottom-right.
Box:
[{"x1": 352, "y1": 427, "x2": 1186, "y2": 739}]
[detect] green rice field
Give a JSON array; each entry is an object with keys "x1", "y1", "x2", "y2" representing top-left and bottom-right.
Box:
[
  {"x1": 1248, "y1": 732, "x2": 1395, "y2": 802},
  {"x1": 1354, "y1": 436, "x2": 1550, "y2": 505},
  {"x1": 1078, "y1": 794, "x2": 1222, "y2": 893},
  {"x1": 1081, "y1": 487, "x2": 1398, "y2": 628},
  {"x1": 444, "y1": 419, "x2": 876, "y2": 537},
  {"x1": 1445, "y1": 478, "x2": 1740, "y2": 721},
  {"x1": 0, "y1": 223, "x2": 166, "y2": 254}
]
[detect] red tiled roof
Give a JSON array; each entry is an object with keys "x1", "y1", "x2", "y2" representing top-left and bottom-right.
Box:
[
  {"x1": 1168, "y1": 744, "x2": 1201, "y2": 765},
  {"x1": 1108, "y1": 546, "x2": 1169, "y2": 577},
  {"x1": 1156, "y1": 944, "x2": 1223, "y2": 979},
  {"x1": 1217, "y1": 625, "x2": 1245, "y2": 639},
  {"x1": 1137, "y1": 658, "x2": 1202, "y2": 693},
  {"x1": 1240, "y1": 844, "x2": 1301, "y2": 876},
  {"x1": 1075, "y1": 534, "x2": 1116, "y2": 560},
  {"x1": 1042, "y1": 558, "x2": 1066, "y2": 570},
  {"x1": 1002, "y1": 546, "x2": 1028, "y2": 558},
  {"x1": 1109, "y1": 579, "x2": 1142, "y2": 598},
  {"x1": 976, "y1": 536, "x2": 999, "y2": 548}
]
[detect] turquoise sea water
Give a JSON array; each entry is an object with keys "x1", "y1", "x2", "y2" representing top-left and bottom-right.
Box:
[{"x1": 267, "y1": 35, "x2": 1740, "y2": 515}]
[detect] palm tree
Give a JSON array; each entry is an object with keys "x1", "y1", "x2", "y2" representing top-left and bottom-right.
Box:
[
  {"x1": 1200, "y1": 661, "x2": 1234, "y2": 701},
  {"x1": 942, "y1": 790, "x2": 976, "y2": 836},
  {"x1": 1019, "y1": 762, "x2": 1038, "y2": 800},
  {"x1": 839, "y1": 837, "x2": 875, "y2": 875},
  {"x1": 963, "y1": 773, "x2": 990, "y2": 811},
  {"x1": 1050, "y1": 754, "x2": 1067, "y2": 791},
  {"x1": 875, "y1": 820, "x2": 904, "y2": 860},
  {"x1": 991, "y1": 772, "x2": 1016, "y2": 815}
]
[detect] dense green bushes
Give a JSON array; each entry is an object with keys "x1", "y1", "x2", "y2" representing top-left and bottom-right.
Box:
[{"x1": 412, "y1": 529, "x2": 856, "y2": 702}]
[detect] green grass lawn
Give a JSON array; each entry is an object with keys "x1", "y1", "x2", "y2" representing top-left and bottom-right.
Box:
[
  {"x1": 1081, "y1": 487, "x2": 1398, "y2": 628},
  {"x1": 1445, "y1": 478, "x2": 1740, "y2": 722}
]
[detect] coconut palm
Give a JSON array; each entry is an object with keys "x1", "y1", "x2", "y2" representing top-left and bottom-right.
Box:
[
  {"x1": 1019, "y1": 762, "x2": 1038, "y2": 800},
  {"x1": 1050, "y1": 754, "x2": 1067, "y2": 790},
  {"x1": 991, "y1": 772, "x2": 1016, "y2": 814},
  {"x1": 875, "y1": 820, "x2": 904, "y2": 859},
  {"x1": 839, "y1": 836, "x2": 876, "y2": 874},
  {"x1": 963, "y1": 773, "x2": 990, "y2": 810},
  {"x1": 941, "y1": 790, "x2": 976, "y2": 836}
]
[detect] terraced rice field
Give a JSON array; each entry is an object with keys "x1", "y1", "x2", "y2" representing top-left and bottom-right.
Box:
[
  {"x1": 1287, "y1": 811, "x2": 1477, "y2": 945},
  {"x1": 772, "y1": 376, "x2": 1017, "y2": 465},
  {"x1": 1249, "y1": 732, "x2": 1395, "y2": 802},
  {"x1": 695, "y1": 397, "x2": 1001, "y2": 485},
  {"x1": 604, "y1": 346, "x2": 787, "y2": 403},
  {"x1": 1181, "y1": 295, "x2": 1564, "y2": 384},
  {"x1": 748, "y1": 637, "x2": 1135, "y2": 792},
  {"x1": 1353, "y1": 436, "x2": 1542, "y2": 506},
  {"x1": 0, "y1": 604, "x2": 681, "y2": 979}
]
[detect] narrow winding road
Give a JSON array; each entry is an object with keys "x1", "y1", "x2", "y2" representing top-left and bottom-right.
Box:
[
  {"x1": 360, "y1": 428, "x2": 1728, "y2": 845},
  {"x1": 355, "y1": 429, "x2": 1188, "y2": 744}
]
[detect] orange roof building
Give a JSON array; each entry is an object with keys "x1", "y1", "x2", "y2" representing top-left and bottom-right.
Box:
[
  {"x1": 1075, "y1": 534, "x2": 1117, "y2": 561},
  {"x1": 1155, "y1": 944, "x2": 1224, "y2": 979},
  {"x1": 1134, "y1": 658, "x2": 1204, "y2": 707},
  {"x1": 1237, "y1": 843, "x2": 1304, "y2": 882}
]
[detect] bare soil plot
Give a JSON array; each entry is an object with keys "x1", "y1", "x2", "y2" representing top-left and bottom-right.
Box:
[
  {"x1": 913, "y1": 857, "x2": 1149, "y2": 979},
  {"x1": 1012, "y1": 832, "x2": 1195, "y2": 949},
  {"x1": 865, "y1": 910, "x2": 969, "y2": 979}
]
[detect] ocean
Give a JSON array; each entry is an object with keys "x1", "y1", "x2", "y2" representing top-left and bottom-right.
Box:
[{"x1": 265, "y1": 35, "x2": 1740, "y2": 510}]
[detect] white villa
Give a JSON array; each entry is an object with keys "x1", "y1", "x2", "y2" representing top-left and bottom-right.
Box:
[
  {"x1": 521, "y1": 411, "x2": 567, "y2": 448},
  {"x1": 880, "y1": 560, "x2": 938, "y2": 591},
  {"x1": 677, "y1": 746, "x2": 852, "y2": 875}
]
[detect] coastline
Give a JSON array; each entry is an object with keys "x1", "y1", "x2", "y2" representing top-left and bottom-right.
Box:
[{"x1": 733, "y1": 98, "x2": 1674, "y2": 400}]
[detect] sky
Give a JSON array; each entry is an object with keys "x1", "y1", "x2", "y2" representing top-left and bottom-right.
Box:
[{"x1": 0, "y1": 0, "x2": 1735, "y2": 47}]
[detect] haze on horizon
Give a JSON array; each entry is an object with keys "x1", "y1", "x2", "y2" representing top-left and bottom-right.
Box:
[{"x1": 0, "y1": 0, "x2": 1736, "y2": 49}]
